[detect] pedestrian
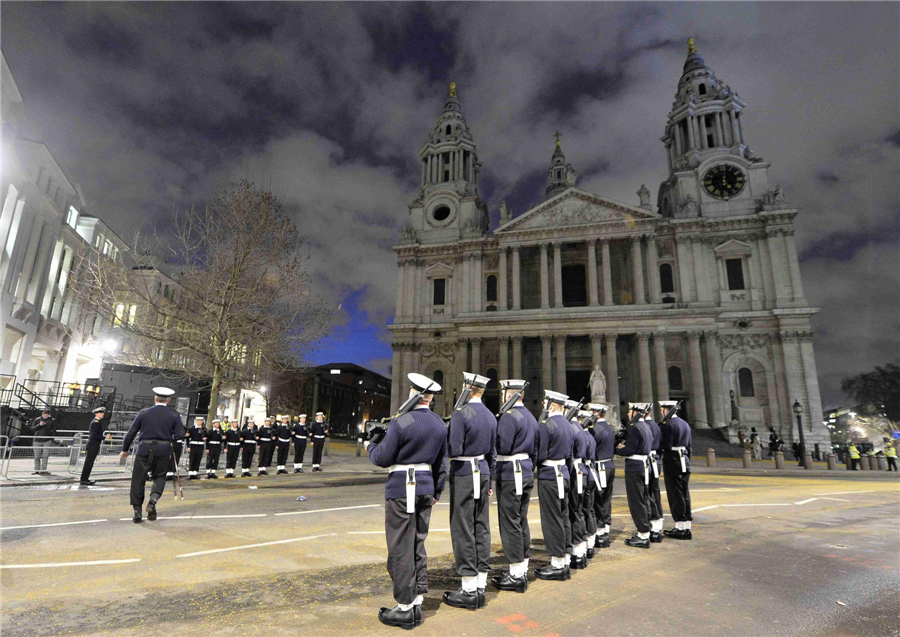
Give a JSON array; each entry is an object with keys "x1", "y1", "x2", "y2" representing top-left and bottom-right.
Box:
[
  {"x1": 768, "y1": 427, "x2": 778, "y2": 458},
  {"x1": 589, "y1": 403, "x2": 616, "y2": 549},
  {"x1": 275, "y1": 415, "x2": 292, "y2": 474},
  {"x1": 311, "y1": 412, "x2": 328, "y2": 472},
  {"x1": 205, "y1": 419, "x2": 223, "y2": 478},
  {"x1": 240, "y1": 419, "x2": 258, "y2": 477},
  {"x1": 223, "y1": 420, "x2": 241, "y2": 478},
  {"x1": 643, "y1": 405, "x2": 665, "y2": 543},
  {"x1": 534, "y1": 390, "x2": 575, "y2": 581},
  {"x1": 119, "y1": 388, "x2": 185, "y2": 523},
  {"x1": 885, "y1": 443, "x2": 897, "y2": 471},
  {"x1": 186, "y1": 416, "x2": 207, "y2": 479},
  {"x1": 257, "y1": 417, "x2": 274, "y2": 476},
  {"x1": 792, "y1": 440, "x2": 801, "y2": 461},
  {"x1": 365, "y1": 372, "x2": 447, "y2": 630},
  {"x1": 491, "y1": 379, "x2": 536, "y2": 594},
  {"x1": 616, "y1": 403, "x2": 653, "y2": 549},
  {"x1": 444, "y1": 372, "x2": 496, "y2": 611},
  {"x1": 750, "y1": 427, "x2": 762, "y2": 461},
  {"x1": 79, "y1": 406, "x2": 107, "y2": 486},
  {"x1": 292, "y1": 414, "x2": 309, "y2": 473},
  {"x1": 847, "y1": 443, "x2": 861, "y2": 470},
  {"x1": 564, "y1": 400, "x2": 590, "y2": 569},
  {"x1": 660, "y1": 401, "x2": 693, "y2": 540},
  {"x1": 28, "y1": 409, "x2": 56, "y2": 474}
]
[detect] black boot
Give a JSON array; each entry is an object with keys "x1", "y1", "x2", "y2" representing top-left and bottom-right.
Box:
[
  {"x1": 650, "y1": 531, "x2": 664, "y2": 543},
  {"x1": 477, "y1": 588, "x2": 486, "y2": 609},
  {"x1": 79, "y1": 480, "x2": 96, "y2": 486},
  {"x1": 624, "y1": 535, "x2": 650, "y2": 549},
  {"x1": 294, "y1": 468, "x2": 301, "y2": 474},
  {"x1": 663, "y1": 528, "x2": 692, "y2": 540},
  {"x1": 596, "y1": 534, "x2": 610, "y2": 548},
  {"x1": 298, "y1": 467, "x2": 304, "y2": 473},
  {"x1": 414, "y1": 604, "x2": 423, "y2": 627},
  {"x1": 132, "y1": 507, "x2": 142, "y2": 523},
  {"x1": 442, "y1": 589, "x2": 479, "y2": 610},
  {"x1": 491, "y1": 572, "x2": 527, "y2": 593},
  {"x1": 570, "y1": 555, "x2": 587, "y2": 570},
  {"x1": 587, "y1": 547, "x2": 596, "y2": 559},
  {"x1": 146, "y1": 498, "x2": 158, "y2": 521},
  {"x1": 378, "y1": 605, "x2": 416, "y2": 630},
  {"x1": 565, "y1": 564, "x2": 572, "y2": 580},
  {"x1": 535, "y1": 565, "x2": 567, "y2": 581}
]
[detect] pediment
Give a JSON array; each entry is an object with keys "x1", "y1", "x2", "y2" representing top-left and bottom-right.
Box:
[
  {"x1": 425, "y1": 261, "x2": 454, "y2": 277},
  {"x1": 497, "y1": 188, "x2": 658, "y2": 233},
  {"x1": 714, "y1": 239, "x2": 753, "y2": 256}
]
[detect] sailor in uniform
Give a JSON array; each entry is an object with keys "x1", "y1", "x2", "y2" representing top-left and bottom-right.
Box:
[
  {"x1": 187, "y1": 416, "x2": 207, "y2": 480},
  {"x1": 205, "y1": 419, "x2": 223, "y2": 478},
  {"x1": 444, "y1": 372, "x2": 496, "y2": 611},
  {"x1": 659, "y1": 401, "x2": 693, "y2": 539},
  {"x1": 615, "y1": 402, "x2": 653, "y2": 548},
  {"x1": 223, "y1": 420, "x2": 242, "y2": 478},
  {"x1": 491, "y1": 379, "x2": 537, "y2": 594},
  {"x1": 366, "y1": 373, "x2": 447, "y2": 630},
  {"x1": 257, "y1": 417, "x2": 274, "y2": 476},
  {"x1": 292, "y1": 414, "x2": 309, "y2": 473},
  {"x1": 588, "y1": 404, "x2": 616, "y2": 549},
  {"x1": 643, "y1": 405, "x2": 665, "y2": 543},
  {"x1": 120, "y1": 387, "x2": 185, "y2": 523},
  {"x1": 79, "y1": 406, "x2": 107, "y2": 486},
  {"x1": 565, "y1": 400, "x2": 589, "y2": 571},
  {"x1": 311, "y1": 412, "x2": 328, "y2": 471},
  {"x1": 579, "y1": 409, "x2": 599, "y2": 559},
  {"x1": 534, "y1": 390, "x2": 575, "y2": 581},
  {"x1": 275, "y1": 415, "x2": 292, "y2": 474},
  {"x1": 240, "y1": 419, "x2": 258, "y2": 477}
]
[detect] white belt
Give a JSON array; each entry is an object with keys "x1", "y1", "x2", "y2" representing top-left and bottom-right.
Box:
[
  {"x1": 207, "y1": 441, "x2": 220, "y2": 445},
  {"x1": 671, "y1": 446, "x2": 688, "y2": 473},
  {"x1": 244, "y1": 440, "x2": 257, "y2": 445},
  {"x1": 313, "y1": 435, "x2": 325, "y2": 439},
  {"x1": 453, "y1": 455, "x2": 485, "y2": 500},
  {"x1": 278, "y1": 438, "x2": 290, "y2": 442},
  {"x1": 259, "y1": 438, "x2": 272, "y2": 442},
  {"x1": 585, "y1": 459, "x2": 602, "y2": 489},
  {"x1": 596, "y1": 458, "x2": 612, "y2": 489},
  {"x1": 227, "y1": 442, "x2": 241, "y2": 446},
  {"x1": 542, "y1": 459, "x2": 566, "y2": 499},
  {"x1": 190, "y1": 441, "x2": 205, "y2": 445},
  {"x1": 627, "y1": 454, "x2": 650, "y2": 485},
  {"x1": 294, "y1": 434, "x2": 306, "y2": 439},
  {"x1": 574, "y1": 458, "x2": 584, "y2": 494},
  {"x1": 649, "y1": 450, "x2": 660, "y2": 479},
  {"x1": 390, "y1": 464, "x2": 432, "y2": 513},
  {"x1": 497, "y1": 453, "x2": 529, "y2": 495}
]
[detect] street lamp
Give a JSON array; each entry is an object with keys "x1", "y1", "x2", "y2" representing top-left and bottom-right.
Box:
[{"x1": 793, "y1": 400, "x2": 806, "y2": 467}]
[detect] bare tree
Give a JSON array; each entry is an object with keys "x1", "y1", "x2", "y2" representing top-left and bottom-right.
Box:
[{"x1": 74, "y1": 180, "x2": 331, "y2": 421}]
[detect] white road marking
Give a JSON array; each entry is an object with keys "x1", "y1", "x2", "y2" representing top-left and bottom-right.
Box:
[
  {"x1": 117, "y1": 514, "x2": 268, "y2": 521},
  {"x1": 176, "y1": 533, "x2": 336, "y2": 558},
  {"x1": 1, "y1": 558, "x2": 140, "y2": 569},
  {"x1": 819, "y1": 497, "x2": 850, "y2": 502},
  {"x1": 795, "y1": 498, "x2": 819, "y2": 505},
  {"x1": 813, "y1": 490, "x2": 877, "y2": 496},
  {"x1": 721, "y1": 503, "x2": 791, "y2": 507},
  {"x1": 693, "y1": 505, "x2": 719, "y2": 512},
  {"x1": 347, "y1": 531, "x2": 384, "y2": 535},
  {"x1": 1, "y1": 519, "x2": 108, "y2": 531},
  {"x1": 274, "y1": 504, "x2": 381, "y2": 517}
]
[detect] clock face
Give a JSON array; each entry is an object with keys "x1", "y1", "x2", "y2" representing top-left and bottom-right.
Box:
[{"x1": 702, "y1": 164, "x2": 746, "y2": 200}]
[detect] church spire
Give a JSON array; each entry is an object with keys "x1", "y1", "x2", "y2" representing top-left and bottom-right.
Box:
[
  {"x1": 418, "y1": 82, "x2": 480, "y2": 195},
  {"x1": 545, "y1": 131, "x2": 577, "y2": 199}
]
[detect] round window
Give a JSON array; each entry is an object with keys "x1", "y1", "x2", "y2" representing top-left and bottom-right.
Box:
[{"x1": 432, "y1": 205, "x2": 451, "y2": 222}]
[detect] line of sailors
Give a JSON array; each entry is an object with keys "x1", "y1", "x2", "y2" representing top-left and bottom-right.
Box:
[
  {"x1": 168, "y1": 412, "x2": 329, "y2": 480},
  {"x1": 365, "y1": 372, "x2": 694, "y2": 630}
]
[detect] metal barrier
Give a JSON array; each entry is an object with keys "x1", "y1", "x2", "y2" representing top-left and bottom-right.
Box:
[{"x1": 1, "y1": 435, "x2": 84, "y2": 481}]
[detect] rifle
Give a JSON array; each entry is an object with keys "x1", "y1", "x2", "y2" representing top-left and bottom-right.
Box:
[
  {"x1": 564, "y1": 399, "x2": 585, "y2": 422},
  {"x1": 496, "y1": 382, "x2": 529, "y2": 418},
  {"x1": 170, "y1": 447, "x2": 184, "y2": 501},
  {"x1": 615, "y1": 404, "x2": 652, "y2": 445},
  {"x1": 658, "y1": 401, "x2": 683, "y2": 427},
  {"x1": 366, "y1": 380, "x2": 440, "y2": 444}
]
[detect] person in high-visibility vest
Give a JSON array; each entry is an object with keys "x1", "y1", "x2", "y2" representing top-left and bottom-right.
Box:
[
  {"x1": 885, "y1": 444, "x2": 898, "y2": 472},
  {"x1": 848, "y1": 444, "x2": 861, "y2": 471}
]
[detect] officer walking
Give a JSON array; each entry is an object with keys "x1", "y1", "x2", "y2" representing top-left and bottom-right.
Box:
[
  {"x1": 205, "y1": 419, "x2": 223, "y2": 479},
  {"x1": 589, "y1": 404, "x2": 616, "y2": 549},
  {"x1": 565, "y1": 400, "x2": 589, "y2": 570},
  {"x1": 616, "y1": 402, "x2": 653, "y2": 548},
  {"x1": 240, "y1": 419, "x2": 258, "y2": 477},
  {"x1": 365, "y1": 373, "x2": 447, "y2": 630},
  {"x1": 311, "y1": 412, "x2": 328, "y2": 472},
  {"x1": 223, "y1": 421, "x2": 242, "y2": 478},
  {"x1": 491, "y1": 379, "x2": 537, "y2": 594},
  {"x1": 28, "y1": 409, "x2": 56, "y2": 474},
  {"x1": 444, "y1": 372, "x2": 496, "y2": 611},
  {"x1": 275, "y1": 415, "x2": 292, "y2": 474},
  {"x1": 534, "y1": 390, "x2": 575, "y2": 581},
  {"x1": 659, "y1": 401, "x2": 693, "y2": 539},
  {"x1": 292, "y1": 414, "x2": 309, "y2": 473},
  {"x1": 643, "y1": 405, "x2": 665, "y2": 543},
  {"x1": 79, "y1": 406, "x2": 107, "y2": 486},
  {"x1": 119, "y1": 388, "x2": 185, "y2": 523},
  {"x1": 187, "y1": 416, "x2": 207, "y2": 480},
  {"x1": 257, "y1": 417, "x2": 274, "y2": 476}
]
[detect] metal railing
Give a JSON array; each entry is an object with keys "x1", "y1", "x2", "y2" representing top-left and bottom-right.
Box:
[
  {"x1": 0, "y1": 435, "x2": 83, "y2": 480},
  {"x1": 0, "y1": 374, "x2": 15, "y2": 406}
]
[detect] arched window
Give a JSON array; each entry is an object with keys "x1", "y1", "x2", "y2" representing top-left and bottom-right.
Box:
[
  {"x1": 485, "y1": 275, "x2": 497, "y2": 302},
  {"x1": 668, "y1": 366, "x2": 684, "y2": 391},
  {"x1": 738, "y1": 367, "x2": 755, "y2": 397},
  {"x1": 698, "y1": 83, "x2": 707, "y2": 95},
  {"x1": 445, "y1": 125, "x2": 452, "y2": 135},
  {"x1": 432, "y1": 369, "x2": 444, "y2": 387},
  {"x1": 659, "y1": 263, "x2": 675, "y2": 293}
]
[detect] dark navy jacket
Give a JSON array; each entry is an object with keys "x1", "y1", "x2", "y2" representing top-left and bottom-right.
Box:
[
  {"x1": 448, "y1": 400, "x2": 497, "y2": 477},
  {"x1": 592, "y1": 419, "x2": 616, "y2": 462},
  {"x1": 187, "y1": 426, "x2": 207, "y2": 444},
  {"x1": 311, "y1": 421, "x2": 328, "y2": 437},
  {"x1": 87, "y1": 417, "x2": 105, "y2": 445},
  {"x1": 206, "y1": 428, "x2": 223, "y2": 448},
  {"x1": 122, "y1": 404, "x2": 185, "y2": 456},
  {"x1": 661, "y1": 416, "x2": 692, "y2": 472},
  {"x1": 224, "y1": 428, "x2": 242, "y2": 445},
  {"x1": 257, "y1": 425, "x2": 273, "y2": 442},
  {"x1": 368, "y1": 407, "x2": 448, "y2": 500},
  {"x1": 615, "y1": 421, "x2": 652, "y2": 473},
  {"x1": 645, "y1": 418, "x2": 662, "y2": 471},
  {"x1": 568, "y1": 421, "x2": 590, "y2": 478},
  {"x1": 583, "y1": 428, "x2": 597, "y2": 479},
  {"x1": 292, "y1": 422, "x2": 309, "y2": 439},
  {"x1": 495, "y1": 405, "x2": 537, "y2": 481},
  {"x1": 275, "y1": 424, "x2": 292, "y2": 441},
  {"x1": 535, "y1": 413, "x2": 574, "y2": 480},
  {"x1": 240, "y1": 426, "x2": 258, "y2": 447}
]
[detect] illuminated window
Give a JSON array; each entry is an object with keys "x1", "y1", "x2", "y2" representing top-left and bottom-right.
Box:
[
  {"x1": 127, "y1": 305, "x2": 137, "y2": 327},
  {"x1": 66, "y1": 206, "x2": 79, "y2": 229},
  {"x1": 113, "y1": 303, "x2": 125, "y2": 327}
]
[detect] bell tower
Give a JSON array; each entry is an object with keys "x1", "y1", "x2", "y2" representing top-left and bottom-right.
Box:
[{"x1": 543, "y1": 132, "x2": 578, "y2": 200}]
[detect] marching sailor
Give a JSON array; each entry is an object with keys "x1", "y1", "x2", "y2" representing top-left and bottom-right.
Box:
[
  {"x1": 565, "y1": 400, "x2": 589, "y2": 571},
  {"x1": 616, "y1": 402, "x2": 653, "y2": 549},
  {"x1": 223, "y1": 420, "x2": 242, "y2": 478},
  {"x1": 205, "y1": 419, "x2": 223, "y2": 478},
  {"x1": 275, "y1": 415, "x2": 292, "y2": 474},
  {"x1": 79, "y1": 406, "x2": 107, "y2": 486},
  {"x1": 588, "y1": 404, "x2": 616, "y2": 549},
  {"x1": 643, "y1": 405, "x2": 665, "y2": 543},
  {"x1": 187, "y1": 416, "x2": 207, "y2": 480},
  {"x1": 292, "y1": 414, "x2": 309, "y2": 473},
  {"x1": 534, "y1": 390, "x2": 575, "y2": 581},
  {"x1": 491, "y1": 379, "x2": 537, "y2": 594},
  {"x1": 660, "y1": 401, "x2": 693, "y2": 539},
  {"x1": 240, "y1": 418, "x2": 258, "y2": 477},
  {"x1": 311, "y1": 412, "x2": 328, "y2": 472},
  {"x1": 579, "y1": 409, "x2": 599, "y2": 559},
  {"x1": 257, "y1": 417, "x2": 274, "y2": 476},
  {"x1": 366, "y1": 373, "x2": 447, "y2": 630},
  {"x1": 119, "y1": 387, "x2": 185, "y2": 523}
]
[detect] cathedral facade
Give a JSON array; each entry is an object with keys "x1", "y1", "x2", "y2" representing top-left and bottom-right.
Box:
[{"x1": 388, "y1": 41, "x2": 828, "y2": 447}]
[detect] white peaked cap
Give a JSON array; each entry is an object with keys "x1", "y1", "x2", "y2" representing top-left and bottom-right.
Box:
[
  {"x1": 564, "y1": 399, "x2": 580, "y2": 409},
  {"x1": 153, "y1": 387, "x2": 175, "y2": 397},
  {"x1": 462, "y1": 372, "x2": 490, "y2": 388},
  {"x1": 544, "y1": 390, "x2": 569, "y2": 405},
  {"x1": 587, "y1": 403, "x2": 609, "y2": 413},
  {"x1": 499, "y1": 379, "x2": 527, "y2": 390},
  {"x1": 315, "y1": 411, "x2": 324, "y2": 416},
  {"x1": 408, "y1": 372, "x2": 441, "y2": 394},
  {"x1": 578, "y1": 410, "x2": 593, "y2": 418},
  {"x1": 659, "y1": 400, "x2": 679, "y2": 408},
  {"x1": 629, "y1": 402, "x2": 651, "y2": 410},
  {"x1": 299, "y1": 414, "x2": 307, "y2": 418}
]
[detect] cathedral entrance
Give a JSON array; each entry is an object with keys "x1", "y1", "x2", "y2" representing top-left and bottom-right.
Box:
[{"x1": 566, "y1": 369, "x2": 592, "y2": 403}]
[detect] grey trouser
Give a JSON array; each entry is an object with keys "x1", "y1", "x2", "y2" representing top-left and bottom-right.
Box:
[
  {"x1": 449, "y1": 472, "x2": 491, "y2": 576},
  {"x1": 33, "y1": 440, "x2": 52, "y2": 471},
  {"x1": 625, "y1": 471, "x2": 651, "y2": 534},
  {"x1": 496, "y1": 476, "x2": 534, "y2": 564},
  {"x1": 385, "y1": 495, "x2": 433, "y2": 605},
  {"x1": 538, "y1": 477, "x2": 570, "y2": 558}
]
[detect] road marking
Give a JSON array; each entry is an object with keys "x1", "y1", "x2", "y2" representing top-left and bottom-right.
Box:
[
  {"x1": 813, "y1": 490, "x2": 877, "y2": 496},
  {"x1": 117, "y1": 514, "x2": 268, "y2": 521},
  {"x1": 347, "y1": 531, "x2": 384, "y2": 535},
  {"x1": 1, "y1": 558, "x2": 140, "y2": 569},
  {"x1": 274, "y1": 504, "x2": 381, "y2": 517},
  {"x1": 176, "y1": 533, "x2": 336, "y2": 558},
  {"x1": 693, "y1": 505, "x2": 719, "y2": 512},
  {"x1": 819, "y1": 497, "x2": 850, "y2": 502},
  {"x1": 795, "y1": 498, "x2": 819, "y2": 505},
  {"x1": 721, "y1": 503, "x2": 791, "y2": 507},
  {"x1": 1, "y1": 519, "x2": 108, "y2": 531}
]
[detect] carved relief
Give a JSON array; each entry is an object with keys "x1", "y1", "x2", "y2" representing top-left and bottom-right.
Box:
[
  {"x1": 658, "y1": 241, "x2": 674, "y2": 257},
  {"x1": 719, "y1": 333, "x2": 773, "y2": 350},
  {"x1": 420, "y1": 342, "x2": 457, "y2": 361}
]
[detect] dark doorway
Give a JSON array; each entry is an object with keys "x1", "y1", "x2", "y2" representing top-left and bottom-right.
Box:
[
  {"x1": 566, "y1": 369, "x2": 592, "y2": 404},
  {"x1": 484, "y1": 368, "x2": 500, "y2": 413},
  {"x1": 561, "y1": 265, "x2": 587, "y2": 307}
]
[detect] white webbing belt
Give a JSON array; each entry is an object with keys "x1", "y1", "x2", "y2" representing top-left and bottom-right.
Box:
[
  {"x1": 278, "y1": 438, "x2": 291, "y2": 442},
  {"x1": 227, "y1": 442, "x2": 241, "y2": 446},
  {"x1": 453, "y1": 455, "x2": 485, "y2": 500},
  {"x1": 497, "y1": 453, "x2": 529, "y2": 495},
  {"x1": 627, "y1": 454, "x2": 650, "y2": 485},
  {"x1": 649, "y1": 450, "x2": 660, "y2": 479},
  {"x1": 190, "y1": 441, "x2": 205, "y2": 445},
  {"x1": 390, "y1": 463, "x2": 432, "y2": 513},
  {"x1": 542, "y1": 459, "x2": 566, "y2": 499},
  {"x1": 313, "y1": 435, "x2": 326, "y2": 439},
  {"x1": 597, "y1": 458, "x2": 612, "y2": 489},
  {"x1": 671, "y1": 446, "x2": 688, "y2": 473},
  {"x1": 574, "y1": 458, "x2": 584, "y2": 494},
  {"x1": 586, "y1": 459, "x2": 601, "y2": 489}
]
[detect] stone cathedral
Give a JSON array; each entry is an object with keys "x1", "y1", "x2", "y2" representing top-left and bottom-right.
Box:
[{"x1": 389, "y1": 40, "x2": 828, "y2": 447}]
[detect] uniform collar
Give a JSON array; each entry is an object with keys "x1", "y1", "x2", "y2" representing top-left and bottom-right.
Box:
[
  {"x1": 469, "y1": 397, "x2": 482, "y2": 404},
  {"x1": 413, "y1": 405, "x2": 430, "y2": 410}
]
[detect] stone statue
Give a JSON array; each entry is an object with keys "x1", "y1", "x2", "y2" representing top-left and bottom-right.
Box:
[
  {"x1": 773, "y1": 185, "x2": 785, "y2": 203},
  {"x1": 678, "y1": 195, "x2": 698, "y2": 215},
  {"x1": 401, "y1": 225, "x2": 417, "y2": 242},
  {"x1": 729, "y1": 389, "x2": 740, "y2": 425},
  {"x1": 588, "y1": 365, "x2": 607, "y2": 402}
]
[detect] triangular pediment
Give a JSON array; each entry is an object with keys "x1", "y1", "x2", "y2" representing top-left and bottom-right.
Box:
[
  {"x1": 714, "y1": 239, "x2": 753, "y2": 256},
  {"x1": 496, "y1": 188, "x2": 658, "y2": 233}
]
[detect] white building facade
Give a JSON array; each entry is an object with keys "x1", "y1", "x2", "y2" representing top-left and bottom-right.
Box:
[{"x1": 389, "y1": 43, "x2": 828, "y2": 447}]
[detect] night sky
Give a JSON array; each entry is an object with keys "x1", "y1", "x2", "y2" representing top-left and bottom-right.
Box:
[{"x1": 2, "y1": 3, "x2": 897, "y2": 407}]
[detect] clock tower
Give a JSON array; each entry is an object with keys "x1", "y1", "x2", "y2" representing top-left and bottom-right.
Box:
[{"x1": 657, "y1": 38, "x2": 773, "y2": 219}]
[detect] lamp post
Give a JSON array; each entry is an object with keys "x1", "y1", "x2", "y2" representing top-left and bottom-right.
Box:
[{"x1": 793, "y1": 399, "x2": 806, "y2": 468}]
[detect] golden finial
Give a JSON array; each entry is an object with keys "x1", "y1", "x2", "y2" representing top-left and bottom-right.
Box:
[
  {"x1": 687, "y1": 37, "x2": 696, "y2": 54},
  {"x1": 449, "y1": 82, "x2": 456, "y2": 97},
  {"x1": 554, "y1": 130, "x2": 562, "y2": 148}
]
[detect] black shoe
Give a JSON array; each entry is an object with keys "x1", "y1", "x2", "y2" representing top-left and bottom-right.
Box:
[
  {"x1": 277, "y1": 470, "x2": 287, "y2": 475},
  {"x1": 79, "y1": 480, "x2": 95, "y2": 486},
  {"x1": 624, "y1": 535, "x2": 650, "y2": 549},
  {"x1": 132, "y1": 508, "x2": 142, "y2": 523},
  {"x1": 491, "y1": 572, "x2": 527, "y2": 593},
  {"x1": 597, "y1": 535, "x2": 610, "y2": 548},
  {"x1": 414, "y1": 604, "x2": 423, "y2": 627},
  {"x1": 187, "y1": 475, "x2": 195, "y2": 481},
  {"x1": 587, "y1": 547, "x2": 596, "y2": 559},
  {"x1": 378, "y1": 605, "x2": 416, "y2": 630},
  {"x1": 32, "y1": 471, "x2": 41, "y2": 475},
  {"x1": 146, "y1": 500, "x2": 157, "y2": 521},
  {"x1": 535, "y1": 565, "x2": 567, "y2": 581},
  {"x1": 650, "y1": 531, "x2": 664, "y2": 544},
  {"x1": 565, "y1": 564, "x2": 572, "y2": 580},
  {"x1": 663, "y1": 529, "x2": 692, "y2": 540},
  {"x1": 294, "y1": 468, "x2": 301, "y2": 474},
  {"x1": 477, "y1": 588, "x2": 486, "y2": 609},
  {"x1": 224, "y1": 474, "x2": 233, "y2": 478},
  {"x1": 570, "y1": 555, "x2": 587, "y2": 570},
  {"x1": 241, "y1": 472, "x2": 250, "y2": 477},
  {"x1": 209, "y1": 473, "x2": 218, "y2": 479},
  {"x1": 442, "y1": 589, "x2": 479, "y2": 610}
]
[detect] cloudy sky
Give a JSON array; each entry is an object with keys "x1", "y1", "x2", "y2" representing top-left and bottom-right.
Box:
[{"x1": 2, "y1": 2, "x2": 897, "y2": 406}]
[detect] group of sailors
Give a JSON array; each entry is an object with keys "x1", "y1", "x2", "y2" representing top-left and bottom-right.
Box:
[{"x1": 365, "y1": 372, "x2": 694, "y2": 630}]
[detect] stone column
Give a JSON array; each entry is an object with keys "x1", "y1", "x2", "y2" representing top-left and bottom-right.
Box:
[
  {"x1": 767, "y1": 229, "x2": 792, "y2": 304},
  {"x1": 587, "y1": 239, "x2": 599, "y2": 306},
  {"x1": 394, "y1": 259, "x2": 406, "y2": 320},
  {"x1": 779, "y1": 333, "x2": 806, "y2": 442},
  {"x1": 714, "y1": 112, "x2": 724, "y2": 147},
  {"x1": 784, "y1": 230, "x2": 805, "y2": 302},
  {"x1": 590, "y1": 334, "x2": 603, "y2": 382},
  {"x1": 473, "y1": 253, "x2": 484, "y2": 312},
  {"x1": 461, "y1": 255, "x2": 471, "y2": 313},
  {"x1": 646, "y1": 236, "x2": 660, "y2": 303},
  {"x1": 698, "y1": 115, "x2": 708, "y2": 150},
  {"x1": 692, "y1": 238, "x2": 709, "y2": 302},
  {"x1": 553, "y1": 242, "x2": 563, "y2": 308},
  {"x1": 390, "y1": 343, "x2": 403, "y2": 412},
  {"x1": 601, "y1": 240, "x2": 614, "y2": 305},
  {"x1": 511, "y1": 336, "x2": 524, "y2": 379},
  {"x1": 457, "y1": 338, "x2": 468, "y2": 374},
  {"x1": 404, "y1": 261, "x2": 416, "y2": 318},
  {"x1": 653, "y1": 333, "x2": 669, "y2": 409},
  {"x1": 631, "y1": 236, "x2": 646, "y2": 304},
  {"x1": 541, "y1": 336, "x2": 553, "y2": 392},
  {"x1": 687, "y1": 332, "x2": 709, "y2": 428},
  {"x1": 471, "y1": 337, "x2": 482, "y2": 374},
  {"x1": 498, "y1": 337, "x2": 509, "y2": 380},
  {"x1": 498, "y1": 248, "x2": 508, "y2": 311},
  {"x1": 676, "y1": 236, "x2": 696, "y2": 302},
  {"x1": 686, "y1": 117, "x2": 696, "y2": 150},
  {"x1": 540, "y1": 243, "x2": 550, "y2": 309},
  {"x1": 604, "y1": 334, "x2": 620, "y2": 415},
  {"x1": 637, "y1": 333, "x2": 653, "y2": 402},
  {"x1": 511, "y1": 247, "x2": 522, "y2": 310},
  {"x1": 728, "y1": 110, "x2": 739, "y2": 145},
  {"x1": 704, "y1": 332, "x2": 726, "y2": 428},
  {"x1": 799, "y1": 334, "x2": 824, "y2": 437},
  {"x1": 554, "y1": 335, "x2": 567, "y2": 394}
]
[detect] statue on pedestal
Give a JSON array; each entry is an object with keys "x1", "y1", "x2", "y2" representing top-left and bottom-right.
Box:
[{"x1": 588, "y1": 365, "x2": 607, "y2": 402}]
